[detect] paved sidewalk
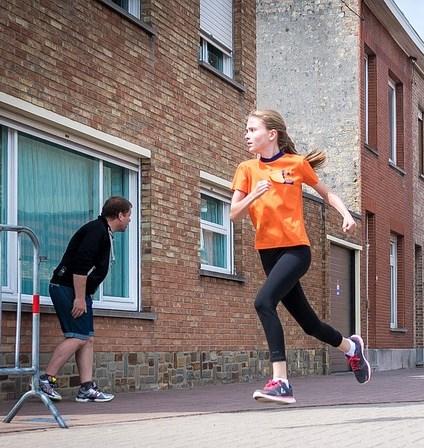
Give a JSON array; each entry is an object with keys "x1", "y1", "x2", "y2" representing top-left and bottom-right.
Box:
[
  {"x1": 2, "y1": 401, "x2": 424, "y2": 448},
  {"x1": 1, "y1": 367, "x2": 423, "y2": 434}
]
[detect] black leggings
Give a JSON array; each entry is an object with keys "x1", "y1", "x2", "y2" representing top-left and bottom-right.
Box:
[{"x1": 255, "y1": 245, "x2": 343, "y2": 362}]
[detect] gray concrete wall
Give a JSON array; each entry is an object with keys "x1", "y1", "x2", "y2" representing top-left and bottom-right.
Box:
[
  {"x1": 257, "y1": 0, "x2": 361, "y2": 212},
  {"x1": 368, "y1": 349, "x2": 417, "y2": 371}
]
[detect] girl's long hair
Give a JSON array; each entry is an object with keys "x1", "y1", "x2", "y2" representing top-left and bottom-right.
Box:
[{"x1": 248, "y1": 110, "x2": 327, "y2": 169}]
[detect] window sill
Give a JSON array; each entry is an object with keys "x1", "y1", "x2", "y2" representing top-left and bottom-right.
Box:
[
  {"x1": 198, "y1": 61, "x2": 246, "y2": 93},
  {"x1": 388, "y1": 161, "x2": 406, "y2": 176},
  {"x1": 93, "y1": 308, "x2": 156, "y2": 320},
  {"x1": 97, "y1": 0, "x2": 156, "y2": 36},
  {"x1": 419, "y1": 174, "x2": 424, "y2": 182},
  {"x1": 390, "y1": 327, "x2": 408, "y2": 333},
  {"x1": 2, "y1": 302, "x2": 156, "y2": 321},
  {"x1": 365, "y1": 144, "x2": 378, "y2": 157},
  {"x1": 200, "y1": 269, "x2": 245, "y2": 283}
]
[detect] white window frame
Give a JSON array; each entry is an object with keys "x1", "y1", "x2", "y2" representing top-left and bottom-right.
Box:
[
  {"x1": 390, "y1": 235, "x2": 398, "y2": 329},
  {"x1": 200, "y1": 187, "x2": 234, "y2": 275},
  {"x1": 364, "y1": 53, "x2": 369, "y2": 145},
  {"x1": 388, "y1": 79, "x2": 397, "y2": 164},
  {"x1": 112, "y1": 0, "x2": 141, "y2": 19},
  {"x1": 200, "y1": 35, "x2": 233, "y2": 78},
  {"x1": 0, "y1": 117, "x2": 139, "y2": 311}
]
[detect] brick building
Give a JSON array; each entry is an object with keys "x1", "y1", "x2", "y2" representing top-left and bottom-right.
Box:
[
  {"x1": 361, "y1": 0, "x2": 424, "y2": 369},
  {"x1": 0, "y1": 0, "x2": 371, "y2": 401},
  {"x1": 257, "y1": 0, "x2": 424, "y2": 370}
]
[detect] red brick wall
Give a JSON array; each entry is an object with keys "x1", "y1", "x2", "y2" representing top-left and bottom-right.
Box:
[
  {"x1": 360, "y1": 4, "x2": 414, "y2": 349},
  {"x1": 0, "y1": 0, "x2": 257, "y2": 354}
]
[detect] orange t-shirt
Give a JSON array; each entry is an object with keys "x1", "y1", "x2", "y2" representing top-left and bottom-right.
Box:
[{"x1": 231, "y1": 153, "x2": 319, "y2": 249}]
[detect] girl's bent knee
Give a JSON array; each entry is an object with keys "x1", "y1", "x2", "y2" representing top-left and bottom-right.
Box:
[{"x1": 254, "y1": 296, "x2": 270, "y2": 314}]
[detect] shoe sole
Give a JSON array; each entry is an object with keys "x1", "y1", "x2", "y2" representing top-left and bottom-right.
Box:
[
  {"x1": 253, "y1": 390, "x2": 296, "y2": 404},
  {"x1": 350, "y1": 334, "x2": 372, "y2": 384},
  {"x1": 75, "y1": 396, "x2": 115, "y2": 403}
]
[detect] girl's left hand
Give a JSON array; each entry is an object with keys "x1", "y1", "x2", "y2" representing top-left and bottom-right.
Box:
[{"x1": 342, "y1": 214, "x2": 356, "y2": 233}]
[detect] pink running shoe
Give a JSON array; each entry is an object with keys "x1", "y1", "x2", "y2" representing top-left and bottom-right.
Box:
[
  {"x1": 253, "y1": 379, "x2": 296, "y2": 404},
  {"x1": 346, "y1": 334, "x2": 371, "y2": 384}
]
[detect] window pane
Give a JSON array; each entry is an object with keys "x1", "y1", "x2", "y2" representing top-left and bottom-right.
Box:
[
  {"x1": 364, "y1": 55, "x2": 369, "y2": 144},
  {"x1": 207, "y1": 42, "x2": 224, "y2": 72},
  {"x1": 102, "y1": 162, "x2": 130, "y2": 298},
  {"x1": 18, "y1": 133, "x2": 99, "y2": 296},
  {"x1": 388, "y1": 84, "x2": 396, "y2": 161},
  {"x1": 112, "y1": 0, "x2": 129, "y2": 9},
  {"x1": 201, "y1": 228, "x2": 227, "y2": 268},
  {"x1": 201, "y1": 194, "x2": 223, "y2": 225},
  {"x1": 390, "y1": 239, "x2": 397, "y2": 328},
  {"x1": 0, "y1": 126, "x2": 7, "y2": 287}
]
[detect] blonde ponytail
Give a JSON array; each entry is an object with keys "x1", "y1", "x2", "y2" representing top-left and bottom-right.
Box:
[
  {"x1": 305, "y1": 149, "x2": 327, "y2": 170},
  {"x1": 248, "y1": 110, "x2": 327, "y2": 170}
]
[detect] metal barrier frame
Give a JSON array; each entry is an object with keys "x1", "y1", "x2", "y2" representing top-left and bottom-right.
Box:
[{"x1": 0, "y1": 224, "x2": 67, "y2": 428}]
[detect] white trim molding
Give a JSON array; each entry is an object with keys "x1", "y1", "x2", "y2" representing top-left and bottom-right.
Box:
[
  {"x1": 326, "y1": 235, "x2": 362, "y2": 251},
  {"x1": 200, "y1": 170, "x2": 232, "y2": 189},
  {"x1": 0, "y1": 92, "x2": 151, "y2": 160}
]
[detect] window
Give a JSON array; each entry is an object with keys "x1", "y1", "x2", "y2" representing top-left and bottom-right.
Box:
[
  {"x1": 199, "y1": 38, "x2": 233, "y2": 77},
  {"x1": 390, "y1": 235, "x2": 398, "y2": 329},
  {"x1": 111, "y1": 0, "x2": 141, "y2": 19},
  {"x1": 419, "y1": 109, "x2": 424, "y2": 176},
  {"x1": 200, "y1": 192, "x2": 233, "y2": 274},
  {"x1": 363, "y1": 49, "x2": 377, "y2": 149},
  {"x1": 100, "y1": 0, "x2": 155, "y2": 36},
  {"x1": 0, "y1": 126, "x2": 7, "y2": 287},
  {"x1": 388, "y1": 79, "x2": 397, "y2": 164},
  {"x1": 0, "y1": 123, "x2": 139, "y2": 311},
  {"x1": 365, "y1": 213, "x2": 377, "y2": 339},
  {"x1": 199, "y1": 0, "x2": 233, "y2": 78},
  {"x1": 364, "y1": 54, "x2": 369, "y2": 145},
  {"x1": 387, "y1": 76, "x2": 404, "y2": 168}
]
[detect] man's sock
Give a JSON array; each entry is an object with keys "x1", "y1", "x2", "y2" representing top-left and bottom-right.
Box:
[
  {"x1": 40, "y1": 373, "x2": 56, "y2": 382},
  {"x1": 80, "y1": 381, "x2": 93, "y2": 390}
]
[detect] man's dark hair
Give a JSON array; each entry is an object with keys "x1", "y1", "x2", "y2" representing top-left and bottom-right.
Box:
[{"x1": 101, "y1": 196, "x2": 132, "y2": 219}]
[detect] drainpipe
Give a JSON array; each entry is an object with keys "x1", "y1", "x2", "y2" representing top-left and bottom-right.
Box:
[{"x1": 365, "y1": 239, "x2": 370, "y2": 355}]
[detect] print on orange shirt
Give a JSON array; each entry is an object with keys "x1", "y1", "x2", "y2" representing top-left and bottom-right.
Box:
[
  {"x1": 231, "y1": 154, "x2": 318, "y2": 250},
  {"x1": 269, "y1": 169, "x2": 294, "y2": 184}
]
